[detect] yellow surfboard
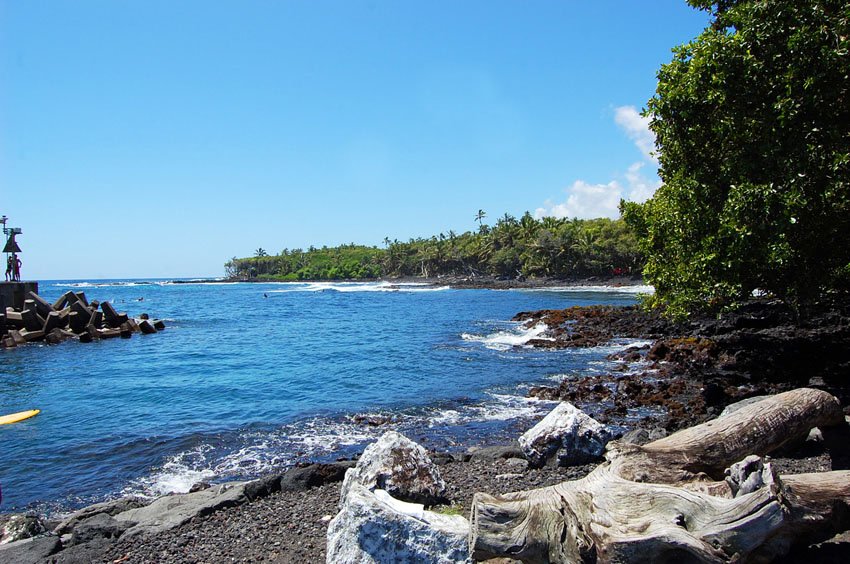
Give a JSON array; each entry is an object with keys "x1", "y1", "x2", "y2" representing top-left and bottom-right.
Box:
[{"x1": 0, "y1": 409, "x2": 41, "y2": 425}]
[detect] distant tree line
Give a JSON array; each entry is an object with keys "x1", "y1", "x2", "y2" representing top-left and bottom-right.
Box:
[{"x1": 224, "y1": 214, "x2": 642, "y2": 281}]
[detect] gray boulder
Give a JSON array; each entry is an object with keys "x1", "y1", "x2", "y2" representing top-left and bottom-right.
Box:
[
  {"x1": 0, "y1": 535, "x2": 61, "y2": 564},
  {"x1": 117, "y1": 482, "x2": 248, "y2": 538},
  {"x1": 68, "y1": 513, "x2": 130, "y2": 546},
  {"x1": 340, "y1": 431, "x2": 448, "y2": 507},
  {"x1": 54, "y1": 496, "x2": 148, "y2": 536},
  {"x1": 327, "y1": 482, "x2": 470, "y2": 564},
  {"x1": 519, "y1": 402, "x2": 613, "y2": 467}
]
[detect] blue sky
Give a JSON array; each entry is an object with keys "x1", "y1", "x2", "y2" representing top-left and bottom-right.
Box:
[{"x1": 1, "y1": 1, "x2": 709, "y2": 279}]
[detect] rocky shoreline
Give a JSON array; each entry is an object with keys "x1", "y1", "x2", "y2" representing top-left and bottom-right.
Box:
[{"x1": 2, "y1": 297, "x2": 849, "y2": 562}]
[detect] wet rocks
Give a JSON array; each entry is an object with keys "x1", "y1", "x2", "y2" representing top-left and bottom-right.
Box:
[
  {"x1": 519, "y1": 402, "x2": 613, "y2": 467},
  {"x1": 516, "y1": 299, "x2": 850, "y2": 392},
  {"x1": 647, "y1": 336, "x2": 724, "y2": 371},
  {"x1": 519, "y1": 298, "x2": 850, "y2": 432},
  {"x1": 513, "y1": 305, "x2": 676, "y2": 348}
]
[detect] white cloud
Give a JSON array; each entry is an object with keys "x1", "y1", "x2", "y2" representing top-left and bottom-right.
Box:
[
  {"x1": 624, "y1": 161, "x2": 660, "y2": 203},
  {"x1": 535, "y1": 180, "x2": 623, "y2": 219},
  {"x1": 614, "y1": 105, "x2": 656, "y2": 163},
  {"x1": 536, "y1": 105, "x2": 661, "y2": 219}
]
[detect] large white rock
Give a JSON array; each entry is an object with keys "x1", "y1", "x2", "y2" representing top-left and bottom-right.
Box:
[
  {"x1": 519, "y1": 402, "x2": 613, "y2": 467},
  {"x1": 340, "y1": 431, "x2": 447, "y2": 507},
  {"x1": 327, "y1": 482, "x2": 471, "y2": 564}
]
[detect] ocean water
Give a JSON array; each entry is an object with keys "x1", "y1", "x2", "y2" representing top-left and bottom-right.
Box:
[{"x1": 0, "y1": 279, "x2": 649, "y2": 515}]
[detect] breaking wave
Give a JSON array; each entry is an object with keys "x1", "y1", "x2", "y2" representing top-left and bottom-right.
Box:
[
  {"x1": 268, "y1": 281, "x2": 450, "y2": 293},
  {"x1": 518, "y1": 284, "x2": 654, "y2": 294},
  {"x1": 461, "y1": 322, "x2": 552, "y2": 351}
]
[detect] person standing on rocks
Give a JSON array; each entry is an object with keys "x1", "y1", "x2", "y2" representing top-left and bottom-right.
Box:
[
  {"x1": 12, "y1": 253, "x2": 22, "y2": 281},
  {"x1": 5, "y1": 255, "x2": 11, "y2": 281}
]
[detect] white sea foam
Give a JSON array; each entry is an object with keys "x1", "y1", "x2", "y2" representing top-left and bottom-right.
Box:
[
  {"x1": 518, "y1": 284, "x2": 655, "y2": 294},
  {"x1": 125, "y1": 389, "x2": 561, "y2": 499},
  {"x1": 123, "y1": 436, "x2": 295, "y2": 498},
  {"x1": 268, "y1": 281, "x2": 450, "y2": 294},
  {"x1": 429, "y1": 393, "x2": 557, "y2": 426},
  {"x1": 124, "y1": 445, "x2": 218, "y2": 498},
  {"x1": 283, "y1": 417, "x2": 388, "y2": 451},
  {"x1": 461, "y1": 322, "x2": 552, "y2": 351}
]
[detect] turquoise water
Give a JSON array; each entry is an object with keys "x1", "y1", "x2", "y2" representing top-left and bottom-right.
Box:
[{"x1": 0, "y1": 280, "x2": 646, "y2": 514}]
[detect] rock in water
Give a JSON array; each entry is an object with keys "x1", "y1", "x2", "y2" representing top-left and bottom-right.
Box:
[
  {"x1": 327, "y1": 482, "x2": 470, "y2": 564},
  {"x1": 519, "y1": 402, "x2": 613, "y2": 467},
  {"x1": 340, "y1": 431, "x2": 448, "y2": 507}
]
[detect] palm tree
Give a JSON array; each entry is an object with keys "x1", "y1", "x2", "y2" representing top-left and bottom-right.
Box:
[
  {"x1": 475, "y1": 209, "x2": 487, "y2": 228},
  {"x1": 255, "y1": 248, "x2": 268, "y2": 258}
]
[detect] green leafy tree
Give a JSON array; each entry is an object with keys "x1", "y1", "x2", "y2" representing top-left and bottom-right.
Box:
[{"x1": 623, "y1": 0, "x2": 850, "y2": 317}]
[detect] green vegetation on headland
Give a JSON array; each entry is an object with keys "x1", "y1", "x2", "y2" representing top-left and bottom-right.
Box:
[
  {"x1": 224, "y1": 215, "x2": 642, "y2": 282},
  {"x1": 623, "y1": 0, "x2": 850, "y2": 317}
]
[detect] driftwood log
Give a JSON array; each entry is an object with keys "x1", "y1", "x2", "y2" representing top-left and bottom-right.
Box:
[{"x1": 470, "y1": 388, "x2": 850, "y2": 563}]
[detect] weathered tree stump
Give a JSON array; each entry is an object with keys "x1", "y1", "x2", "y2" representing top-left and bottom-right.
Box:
[{"x1": 469, "y1": 388, "x2": 849, "y2": 563}]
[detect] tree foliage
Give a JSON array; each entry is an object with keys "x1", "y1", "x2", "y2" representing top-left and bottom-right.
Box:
[
  {"x1": 225, "y1": 214, "x2": 641, "y2": 281},
  {"x1": 623, "y1": 0, "x2": 850, "y2": 316}
]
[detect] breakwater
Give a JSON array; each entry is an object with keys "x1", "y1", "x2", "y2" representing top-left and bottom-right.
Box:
[{"x1": 1, "y1": 286, "x2": 165, "y2": 349}]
